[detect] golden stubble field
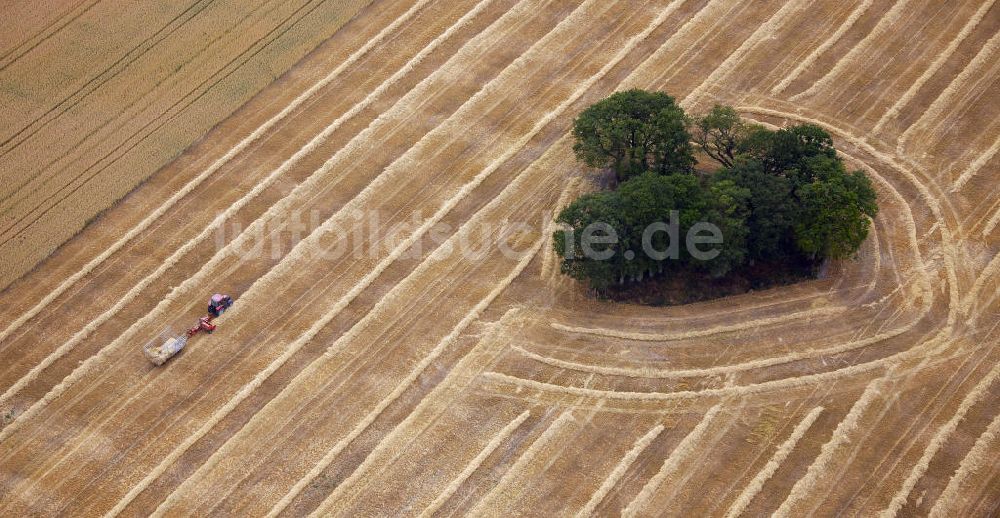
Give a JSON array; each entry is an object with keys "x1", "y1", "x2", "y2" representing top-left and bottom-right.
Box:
[{"x1": 0, "y1": 0, "x2": 997, "y2": 516}]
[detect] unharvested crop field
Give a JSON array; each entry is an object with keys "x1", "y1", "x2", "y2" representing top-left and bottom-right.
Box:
[
  {"x1": 0, "y1": 0, "x2": 997, "y2": 515},
  {"x1": 0, "y1": 0, "x2": 374, "y2": 288}
]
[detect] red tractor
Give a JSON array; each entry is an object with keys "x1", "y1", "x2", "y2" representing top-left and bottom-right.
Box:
[
  {"x1": 144, "y1": 293, "x2": 234, "y2": 366},
  {"x1": 207, "y1": 293, "x2": 234, "y2": 318}
]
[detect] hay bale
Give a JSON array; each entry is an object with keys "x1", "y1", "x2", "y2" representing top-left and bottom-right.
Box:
[{"x1": 144, "y1": 337, "x2": 185, "y2": 366}]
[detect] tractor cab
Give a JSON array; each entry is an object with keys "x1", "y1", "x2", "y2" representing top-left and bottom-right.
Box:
[{"x1": 208, "y1": 293, "x2": 233, "y2": 318}]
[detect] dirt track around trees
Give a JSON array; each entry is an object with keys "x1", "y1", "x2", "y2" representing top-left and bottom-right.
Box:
[{"x1": 0, "y1": 0, "x2": 998, "y2": 515}]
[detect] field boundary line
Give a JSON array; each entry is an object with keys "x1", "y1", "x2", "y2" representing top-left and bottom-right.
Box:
[
  {"x1": 879, "y1": 363, "x2": 1000, "y2": 517},
  {"x1": 773, "y1": 377, "x2": 888, "y2": 517},
  {"x1": 929, "y1": 410, "x2": 1000, "y2": 517},
  {"x1": 467, "y1": 411, "x2": 577, "y2": 515},
  {"x1": 859, "y1": 214, "x2": 882, "y2": 299},
  {"x1": 872, "y1": 0, "x2": 997, "y2": 134},
  {"x1": 897, "y1": 29, "x2": 1000, "y2": 152},
  {"x1": 790, "y1": 0, "x2": 916, "y2": 102},
  {"x1": 723, "y1": 406, "x2": 824, "y2": 518},
  {"x1": 622, "y1": 404, "x2": 722, "y2": 517},
  {"x1": 576, "y1": 424, "x2": 665, "y2": 518},
  {"x1": 770, "y1": 0, "x2": 875, "y2": 95},
  {"x1": 0, "y1": 0, "x2": 434, "y2": 345},
  {"x1": 837, "y1": 156, "x2": 933, "y2": 299},
  {"x1": 417, "y1": 411, "x2": 531, "y2": 518},
  {"x1": 539, "y1": 270, "x2": 859, "y2": 328},
  {"x1": 483, "y1": 309, "x2": 984, "y2": 410}
]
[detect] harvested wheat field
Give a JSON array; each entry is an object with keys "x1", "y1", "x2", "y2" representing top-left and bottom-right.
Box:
[{"x1": 0, "y1": 0, "x2": 997, "y2": 516}]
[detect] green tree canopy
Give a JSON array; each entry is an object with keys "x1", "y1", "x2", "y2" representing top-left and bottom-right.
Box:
[
  {"x1": 690, "y1": 104, "x2": 756, "y2": 168},
  {"x1": 715, "y1": 159, "x2": 796, "y2": 262},
  {"x1": 737, "y1": 123, "x2": 837, "y2": 177},
  {"x1": 554, "y1": 172, "x2": 750, "y2": 289},
  {"x1": 572, "y1": 89, "x2": 694, "y2": 183},
  {"x1": 793, "y1": 157, "x2": 878, "y2": 259},
  {"x1": 617, "y1": 172, "x2": 707, "y2": 279},
  {"x1": 700, "y1": 177, "x2": 750, "y2": 276},
  {"x1": 556, "y1": 96, "x2": 879, "y2": 295},
  {"x1": 553, "y1": 191, "x2": 625, "y2": 289}
]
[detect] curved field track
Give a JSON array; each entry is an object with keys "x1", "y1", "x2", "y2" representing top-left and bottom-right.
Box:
[{"x1": 0, "y1": 0, "x2": 997, "y2": 516}]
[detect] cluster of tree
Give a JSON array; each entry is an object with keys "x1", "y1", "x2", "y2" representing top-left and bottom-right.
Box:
[{"x1": 555, "y1": 90, "x2": 878, "y2": 292}]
